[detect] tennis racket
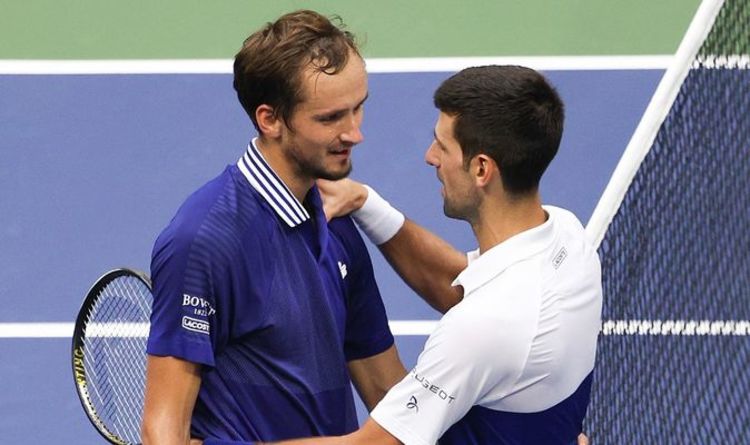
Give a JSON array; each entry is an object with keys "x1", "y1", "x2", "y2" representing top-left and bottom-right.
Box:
[{"x1": 72, "y1": 268, "x2": 153, "y2": 445}]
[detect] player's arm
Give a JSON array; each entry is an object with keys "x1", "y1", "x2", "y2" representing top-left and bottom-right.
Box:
[
  {"x1": 347, "y1": 344, "x2": 407, "y2": 411},
  {"x1": 263, "y1": 418, "x2": 401, "y2": 445},
  {"x1": 141, "y1": 355, "x2": 202, "y2": 445},
  {"x1": 196, "y1": 426, "x2": 589, "y2": 445},
  {"x1": 319, "y1": 179, "x2": 467, "y2": 313},
  {"x1": 379, "y1": 218, "x2": 466, "y2": 313}
]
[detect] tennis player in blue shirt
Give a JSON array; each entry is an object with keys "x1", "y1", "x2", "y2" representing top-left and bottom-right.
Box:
[{"x1": 140, "y1": 10, "x2": 406, "y2": 445}]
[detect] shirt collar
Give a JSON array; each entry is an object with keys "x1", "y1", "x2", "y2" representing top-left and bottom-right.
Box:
[
  {"x1": 452, "y1": 208, "x2": 556, "y2": 295},
  {"x1": 236, "y1": 138, "x2": 310, "y2": 227}
]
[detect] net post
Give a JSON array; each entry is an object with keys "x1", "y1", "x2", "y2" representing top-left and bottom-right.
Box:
[{"x1": 585, "y1": 0, "x2": 726, "y2": 248}]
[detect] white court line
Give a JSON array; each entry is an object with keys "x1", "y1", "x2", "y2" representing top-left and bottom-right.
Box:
[
  {"x1": 1, "y1": 320, "x2": 750, "y2": 338},
  {"x1": 0, "y1": 322, "x2": 74, "y2": 338},
  {"x1": 0, "y1": 56, "x2": 672, "y2": 75},
  {"x1": 365, "y1": 56, "x2": 673, "y2": 72},
  {"x1": 389, "y1": 320, "x2": 439, "y2": 336}
]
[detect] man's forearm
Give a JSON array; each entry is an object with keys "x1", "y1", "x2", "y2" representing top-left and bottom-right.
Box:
[
  {"x1": 378, "y1": 219, "x2": 466, "y2": 313},
  {"x1": 346, "y1": 184, "x2": 467, "y2": 313},
  {"x1": 348, "y1": 345, "x2": 407, "y2": 411},
  {"x1": 266, "y1": 418, "x2": 400, "y2": 445}
]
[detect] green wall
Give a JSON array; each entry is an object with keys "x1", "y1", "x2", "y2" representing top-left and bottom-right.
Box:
[{"x1": 0, "y1": 0, "x2": 701, "y2": 58}]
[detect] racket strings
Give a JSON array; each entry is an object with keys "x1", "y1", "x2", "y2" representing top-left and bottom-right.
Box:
[{"x1": 102, "y1": 278, "x2": 149, "y2": 439}]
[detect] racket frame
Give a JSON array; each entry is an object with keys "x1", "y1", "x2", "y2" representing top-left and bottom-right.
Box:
[{"x1": 71, "y1": 268, "x2": 152, "y2": 445}]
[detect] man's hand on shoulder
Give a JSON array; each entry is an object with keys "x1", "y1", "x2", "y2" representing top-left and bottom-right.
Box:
[{"x1": 318, "y1": 178, "x2": 368, "y2": 221}]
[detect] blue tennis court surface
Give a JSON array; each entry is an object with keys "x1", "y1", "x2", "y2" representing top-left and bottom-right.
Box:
[{"x1": 0, "y1": 68, "x2": 662, "y2": 443}]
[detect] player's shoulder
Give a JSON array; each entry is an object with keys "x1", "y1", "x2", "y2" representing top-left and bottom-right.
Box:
[
  {"x1": 328, "y1": 215, "x2": 367, "y2": 250},
  {"x1": 543, "y1": 205, "x2": 598, "y2": 262},
  {"x1": 154, "y1": 166, "x2": 267, "y2": 258},
  {"x1": 544, "y1": 205, "x2": 585, "y2": 232},
  {"x1": 327, "y1": 214, "x2": 358, "y2": 233}
]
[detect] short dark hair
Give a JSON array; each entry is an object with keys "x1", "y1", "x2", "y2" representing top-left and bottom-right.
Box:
[
  {"x1": 233, "y1": 10, "x2": 360, "y2": 132},
  {"x1": 434, "y1": 65, "x2": 564, "y2": 195}
]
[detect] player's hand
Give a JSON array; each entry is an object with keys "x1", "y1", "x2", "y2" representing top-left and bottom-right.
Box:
[
  {"x1": 190, "y1": 439, "x2": 203, "y2": 445},
  {"x1": 578, "y1": 433, "x2": 590, "y2": 445},
  {"x1": 318, "y1": 178, "x2": 368, "y2": 221}
]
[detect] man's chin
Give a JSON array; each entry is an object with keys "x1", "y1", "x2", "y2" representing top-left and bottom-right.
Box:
[
  {"x1": 318, "y1": 165, "x2": 353, "y2": 181},
  {"x1": 443, "y1": 204, "x2": 469, "y2": 222}
]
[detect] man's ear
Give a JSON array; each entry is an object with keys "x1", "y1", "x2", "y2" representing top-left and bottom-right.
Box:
[
  {"x1": 255, "y1": 104, "x2": 283, "y2": 138},
  {"x1": 473, "y1": 154, "x2": 496, "y2": 188}
]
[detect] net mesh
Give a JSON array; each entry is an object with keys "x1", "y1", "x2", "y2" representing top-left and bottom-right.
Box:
[
  {"x1": 585, "y1": 0, "x2": 750, "y2": 442},
  {"x1": 81, "y1": 274, "x2": 152, "y2": 445}
]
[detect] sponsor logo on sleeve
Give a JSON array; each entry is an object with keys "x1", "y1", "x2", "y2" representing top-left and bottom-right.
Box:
[
  {"x1": 411, "y1": 369, "x2": 456, "y2": 405},
  {"x1": 182, "y1": 316, "x2": 210, "y2": 334},
  {"x1": 182, "y1": 294, "x2": 216, "y2": 317}
]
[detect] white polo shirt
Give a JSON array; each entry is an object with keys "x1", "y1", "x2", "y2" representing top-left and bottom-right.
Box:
[{"x1": 371, "y1": 206, "x2": 602, "y2": 445}]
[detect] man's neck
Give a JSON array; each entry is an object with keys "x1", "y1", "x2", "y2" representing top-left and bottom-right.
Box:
[
  {"x1": 471, "y1": 193, "x2": 547, "y2": 254},
  {"x1": 255, "y1": 136, "x2": 314, "y2": 202}
]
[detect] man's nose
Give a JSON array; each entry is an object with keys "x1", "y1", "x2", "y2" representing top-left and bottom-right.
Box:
[
  {"x1": 340, "y1": 116, "x2": 364, "y2": 145},
  {"x1": 425, "y1": 142, "x2": 439, "y2": 166}
]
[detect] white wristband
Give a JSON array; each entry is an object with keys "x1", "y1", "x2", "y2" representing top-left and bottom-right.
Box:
[{"x1": 352, "y1": 185, "x2": 405, "y2": 245}]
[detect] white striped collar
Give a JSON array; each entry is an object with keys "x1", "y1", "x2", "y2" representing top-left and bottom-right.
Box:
[{"x1": 236, "y1": 138, "x2": 310, "y2": 227}]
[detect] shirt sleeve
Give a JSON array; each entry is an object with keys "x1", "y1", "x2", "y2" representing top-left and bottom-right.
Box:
[
  {"x1": 146, "y1": 222, "x2": 220, "y2": 367},
  {"x1": 370, "y1": 304, "x2": 526, "y2": 445},
  {"x1": 330, "y1": 216, "x2": 395, "y2": 361}
]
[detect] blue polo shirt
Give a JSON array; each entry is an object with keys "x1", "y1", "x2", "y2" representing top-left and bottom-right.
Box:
[{"x1": 147, "y1": 139, "x2": 394, "y2": 444}]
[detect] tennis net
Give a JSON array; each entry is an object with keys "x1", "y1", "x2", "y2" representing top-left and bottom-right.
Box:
[{"x1": 584, "y1": 0, "x2": 750, "y2": 442}]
